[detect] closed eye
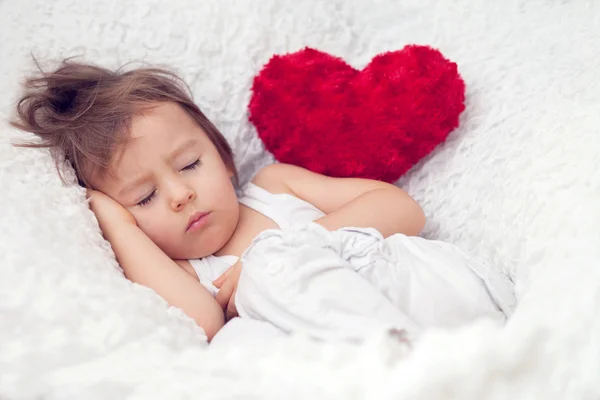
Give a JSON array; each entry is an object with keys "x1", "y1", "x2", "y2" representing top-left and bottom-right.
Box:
[
  {"x1": 137, "y1": 190, "x2": 156, "y2": 207},
  {"x1": 182, "y1": 159, "x2": 201, "y2": 171},
  {"x1": 135, "y1": 159, "x2": 199, "y2": 207}
]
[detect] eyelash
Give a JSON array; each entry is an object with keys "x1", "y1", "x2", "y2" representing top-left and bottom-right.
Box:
[
  {"x1": 137, "y1": 190, "x2": 156, "y2": 207},
  {"x1": 136, "y1": 159, "x2": 202, "y2": 207},
  {"x1": 182, "y1": 159, "x2": 202, "y2": 171}
]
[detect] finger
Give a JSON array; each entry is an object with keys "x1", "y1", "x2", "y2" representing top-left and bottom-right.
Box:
[
  {"x1": 213, "y1": 265, "x2": 235, "y2": 288},
  {"x1": 215, "y1": 279, "x2": 235, "y2": 310},
  {"x1": 226, "y1": 292, "x2": 238, "y2": 321}
]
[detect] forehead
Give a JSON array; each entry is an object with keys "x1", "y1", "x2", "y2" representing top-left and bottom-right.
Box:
[
  {"x1": 108, "y1": 102, "x2": 205, "y2": 179},
  {"x1": 129, "y1": 102, "x2": 196, "y2": 140}
]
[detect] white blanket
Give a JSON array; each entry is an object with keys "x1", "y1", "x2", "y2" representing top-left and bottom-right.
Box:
[
  {"x1": 232, "y1": 223, "x2": 515, "y2": 341},
  {"x1": 1, "y1": 0, "x2": 600, "y2": 399}
]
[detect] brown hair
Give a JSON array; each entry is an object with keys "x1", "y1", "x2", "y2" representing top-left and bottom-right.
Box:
[{"x1": 11, "y1": 59, "x2": 237, "y2": 187}]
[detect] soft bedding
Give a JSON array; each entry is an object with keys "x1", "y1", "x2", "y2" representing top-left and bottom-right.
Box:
[{"x1": 1, "y1": 0, "x2": 599, "y2": 399}]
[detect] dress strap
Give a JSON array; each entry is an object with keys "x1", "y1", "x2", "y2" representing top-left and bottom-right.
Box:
[{"x1": 238, "y1": 183, "x2": 291, "y2": 229}]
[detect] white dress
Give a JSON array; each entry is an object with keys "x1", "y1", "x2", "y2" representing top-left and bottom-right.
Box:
[{"x1": 189, "y1": 183, "x2": 516, "y2": 342}]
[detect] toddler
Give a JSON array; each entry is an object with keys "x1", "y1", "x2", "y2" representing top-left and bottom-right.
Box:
[{"x1": 12, "y1": 61, "x2": 515, "y2": 342}]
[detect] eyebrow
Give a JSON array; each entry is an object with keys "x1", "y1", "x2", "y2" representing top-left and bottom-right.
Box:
[
  {"x1": 117, "y1": 138, "x2": 199, "y2": 198},
  {"x1": 168, "y1": 138, "x2": 198, "y2": 163},
  {"x1": 118, "y1": 173, "x2": 153, "y2": 199}
]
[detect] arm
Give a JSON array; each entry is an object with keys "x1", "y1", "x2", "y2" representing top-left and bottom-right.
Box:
[
  {"x1": 88, "y1": 191, "x2": 224, "y2": 341},
  {"x1": 253, "y1": 164, "x2": 425, "y2": 237},
  {"x1": 213, "y1": 163, "x2": 426, "y2": 318}
]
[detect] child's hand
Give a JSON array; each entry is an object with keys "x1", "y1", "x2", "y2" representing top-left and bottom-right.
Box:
[
  {"x1": 87, "y1": 189, "x2": 136, "y2": 236},
  {"x1": 213, "y1": 260, "x2": 242, "y2": 320}
]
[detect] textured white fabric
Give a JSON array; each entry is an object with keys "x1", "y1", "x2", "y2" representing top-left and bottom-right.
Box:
[
  {"x1": 1, "y1": 0, "x2": 600, "y2": 399},
  {"x1": 235, "y1": 223, "x2": 513, "y2": 341},
  {"x1": 209, "y1": 317, "x2": 284, "y2": 348}
]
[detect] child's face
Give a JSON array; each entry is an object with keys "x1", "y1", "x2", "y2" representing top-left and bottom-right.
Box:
[{"x1": 94, "y1": 102, "x2": 239, "y2": 260}]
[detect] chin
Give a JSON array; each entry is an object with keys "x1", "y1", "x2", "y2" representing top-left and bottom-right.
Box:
[
  {"x1": 159, "y1": 240, "x2": 203, "y2": 260},
  {"x1": 200, "y1": 230, "x2": 233, "y2": 257},
  {"x1": 169, "y1": 236, "x2": 227, "y2": 261}
]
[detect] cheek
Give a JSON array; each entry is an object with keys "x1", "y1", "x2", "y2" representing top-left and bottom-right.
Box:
[
  {"x1": 195, "y1": 167, "x2": 236, "y2": 203},
  {"x1": 133, "y1": 208, "x2": 179, "y2": 248},
  {"x1": 209, "y1": 179, "x2": 238, "y2": 213}
]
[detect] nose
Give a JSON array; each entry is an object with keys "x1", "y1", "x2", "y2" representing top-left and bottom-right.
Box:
[{"x1": 169, "y1": 180, "x2": 196, "y2": 211}]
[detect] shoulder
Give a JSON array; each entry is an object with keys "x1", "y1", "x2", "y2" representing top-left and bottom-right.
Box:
[{"x1": 251, "y1": 163, "x2": 308, "y2": 194}]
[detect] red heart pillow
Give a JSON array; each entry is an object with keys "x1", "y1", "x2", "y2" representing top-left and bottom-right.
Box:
[{"x1": 248, "y1": 45, "x2": 466, "y2": 182}]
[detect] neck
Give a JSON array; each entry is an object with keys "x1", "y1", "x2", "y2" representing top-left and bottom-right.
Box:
[{"x1": 212, "y1": 201, "x2": 246, "y2": 258}]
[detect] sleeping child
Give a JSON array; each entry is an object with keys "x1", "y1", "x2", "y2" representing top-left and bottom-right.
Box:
[{"x1": 11, "y1": 60, "x2": 516, "y2": 342}]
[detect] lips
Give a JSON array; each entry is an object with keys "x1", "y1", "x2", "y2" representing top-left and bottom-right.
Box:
[{"x1": 186, "y1": 211, "x2": 210, "y2": 233}]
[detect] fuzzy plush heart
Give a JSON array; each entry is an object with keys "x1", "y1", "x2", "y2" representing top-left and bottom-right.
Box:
[{"x1": 248, "y1": 45, "x2": 466, "y2": 182}]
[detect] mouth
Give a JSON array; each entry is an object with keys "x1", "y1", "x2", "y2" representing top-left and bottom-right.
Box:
[{"x1": 186, "y1": 211, "x2": 211, "y2": 233}]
